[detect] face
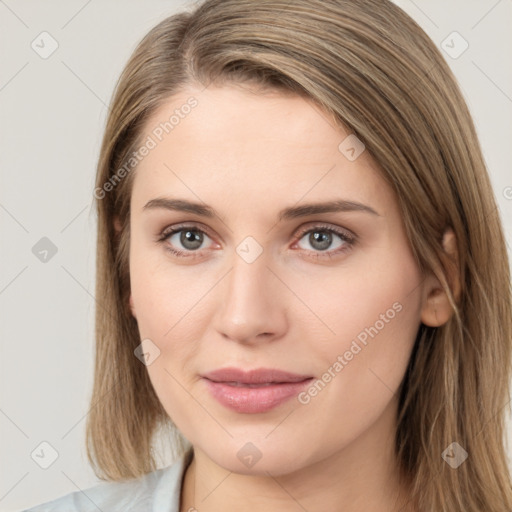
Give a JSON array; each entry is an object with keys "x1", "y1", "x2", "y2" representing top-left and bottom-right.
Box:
[{"x1": 127, "y1": 82, "x2": 434, "y2": 476}]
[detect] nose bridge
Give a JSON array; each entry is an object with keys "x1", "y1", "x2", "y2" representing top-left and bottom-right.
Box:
[
  {"x1": 213, "y1": 244, "x2": 286, "y2": 343},
  {"x1": 230, "y1": 248, "x2": 269, "y2": 302}
]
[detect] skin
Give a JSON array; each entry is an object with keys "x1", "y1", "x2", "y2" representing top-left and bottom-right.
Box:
[{"x1": 122, "y1": 82, "x2": 458, "y2": 512}]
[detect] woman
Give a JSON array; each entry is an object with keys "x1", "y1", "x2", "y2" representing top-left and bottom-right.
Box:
[{"x1": 23, "y1": 0, "x2": 512, "y2": 510}]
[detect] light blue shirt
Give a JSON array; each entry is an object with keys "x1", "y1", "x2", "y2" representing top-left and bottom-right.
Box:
[{"x1": 21, "y1": 448, "x2": 194, "y2": 512}]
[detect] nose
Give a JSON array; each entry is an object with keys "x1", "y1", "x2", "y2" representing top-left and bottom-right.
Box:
[{"x1": 212, "y1": 250, "x2": 288, "y2": 345}]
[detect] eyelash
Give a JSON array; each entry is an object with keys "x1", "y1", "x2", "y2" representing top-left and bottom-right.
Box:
[{"x1": 156, "y1": 223, "x2": 356, "y2": 261}]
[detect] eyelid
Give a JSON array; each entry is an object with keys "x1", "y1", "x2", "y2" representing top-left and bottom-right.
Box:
[
  {"x1": 293, "y1": 222, "x2": 355, "y2": 241},
  {"x1": 159, "y1": 222, "x2": 216, "y2": 242},
  {"x1": 159, "y1": 222, "x2": 354, "y2": 243}
]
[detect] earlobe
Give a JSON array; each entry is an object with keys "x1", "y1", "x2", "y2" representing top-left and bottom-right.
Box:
[
  {"x1": 129, "y1": 294, "x2": 137, "y2": 319},
  {"x1": 420, "y1": 227, "x2": 461, "y2": 327},
  {"x1": 114, "y1": 215, "x2": 123, "y2": 234},
  {"x1": 420, "y1": 287, "x2": 452, "y2": 327}
]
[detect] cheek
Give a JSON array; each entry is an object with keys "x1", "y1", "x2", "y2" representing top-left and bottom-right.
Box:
[
  {"x1": 130, "y1": 258, "x2": 208, "y2": 423},
  {"x1": 129, "y1": 249, "x2": 217, "y2": 388},
  {"x1": 130, "y1": 244, "x2": 208, "y2": 337},
  {"x1": 281, "y1": 252, "x2": 422, "y2": 460},
  {"x1": 301, "y1": 249, "x2": 423, "y2": 407}
]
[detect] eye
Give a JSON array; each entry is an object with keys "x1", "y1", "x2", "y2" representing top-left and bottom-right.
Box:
[
  {"x1": 293, "y1": 224, "x2": 355, "y2": 259},
  {"x1": 156, "y1": 222, "x2": 356, "y2": 260},
  {"x1": 157, "y1": 224, "x2": 215, "y2": 258}
]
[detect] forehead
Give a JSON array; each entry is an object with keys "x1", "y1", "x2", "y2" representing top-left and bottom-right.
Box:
[{"x1": 130, "y1": 83, "x2": 395, "y2": 217}]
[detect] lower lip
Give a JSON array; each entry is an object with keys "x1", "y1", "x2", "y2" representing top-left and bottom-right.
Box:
[{"x1": 202, "y1": 378, "x2": 313, "y2": 414}]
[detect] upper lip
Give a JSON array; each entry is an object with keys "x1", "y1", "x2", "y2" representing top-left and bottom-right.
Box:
[{"x1": 201, "y1": 367, "x2": 313, "y2": 384}]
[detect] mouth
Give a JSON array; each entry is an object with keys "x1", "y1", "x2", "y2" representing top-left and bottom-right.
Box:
[
  {"x1": 220, "y1": 381, "x2": 289, "y2": 388},
  {"x1": 201, "y1": 367, "x2": 313, "y2": 385},
  {"x1": 201, "y1": 367, "x2": 314, "y2": 413}
]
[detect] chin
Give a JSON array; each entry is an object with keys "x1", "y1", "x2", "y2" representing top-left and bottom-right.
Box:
[{"x1": 199, "y1": 439, "x2": 314, "y2": 477}]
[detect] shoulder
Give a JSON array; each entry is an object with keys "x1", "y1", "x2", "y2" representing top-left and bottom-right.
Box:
[{"x1": 21, "y1": 448, "x2": 193, "y2": 512}]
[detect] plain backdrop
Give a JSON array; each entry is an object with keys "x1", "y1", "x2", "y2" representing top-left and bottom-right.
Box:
[{"x1": 1, "y1": 1, "x2": 511, "y2": 510}]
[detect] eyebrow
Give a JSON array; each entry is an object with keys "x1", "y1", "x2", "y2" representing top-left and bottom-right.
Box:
[{"x1": 142, "y1": 197, "x2": 381, "y2": 220}]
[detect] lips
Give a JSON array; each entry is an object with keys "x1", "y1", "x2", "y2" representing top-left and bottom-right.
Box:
[{"x1": 201, "y1": 367, "x2": 314, "y2": 413}]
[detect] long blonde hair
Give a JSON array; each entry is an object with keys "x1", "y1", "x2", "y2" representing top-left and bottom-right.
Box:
[{"x1": 86, "y1": 1, "x2": 512, "y2": 510}]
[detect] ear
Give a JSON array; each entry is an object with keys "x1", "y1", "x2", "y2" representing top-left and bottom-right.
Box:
[
  {"x1": 129, "y1": 294, "x2": 137, "y2": 319},
  {"x1": 420, "y1": 227, "x2": 461, "y2": 327},
  {"x1": 113, "y1": 215, "x2": 123, "y2": 234}
]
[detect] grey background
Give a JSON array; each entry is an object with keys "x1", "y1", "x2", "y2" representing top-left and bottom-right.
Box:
[{"x1": 1, "y1": 1, "x2": 511, "y2": 510}]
